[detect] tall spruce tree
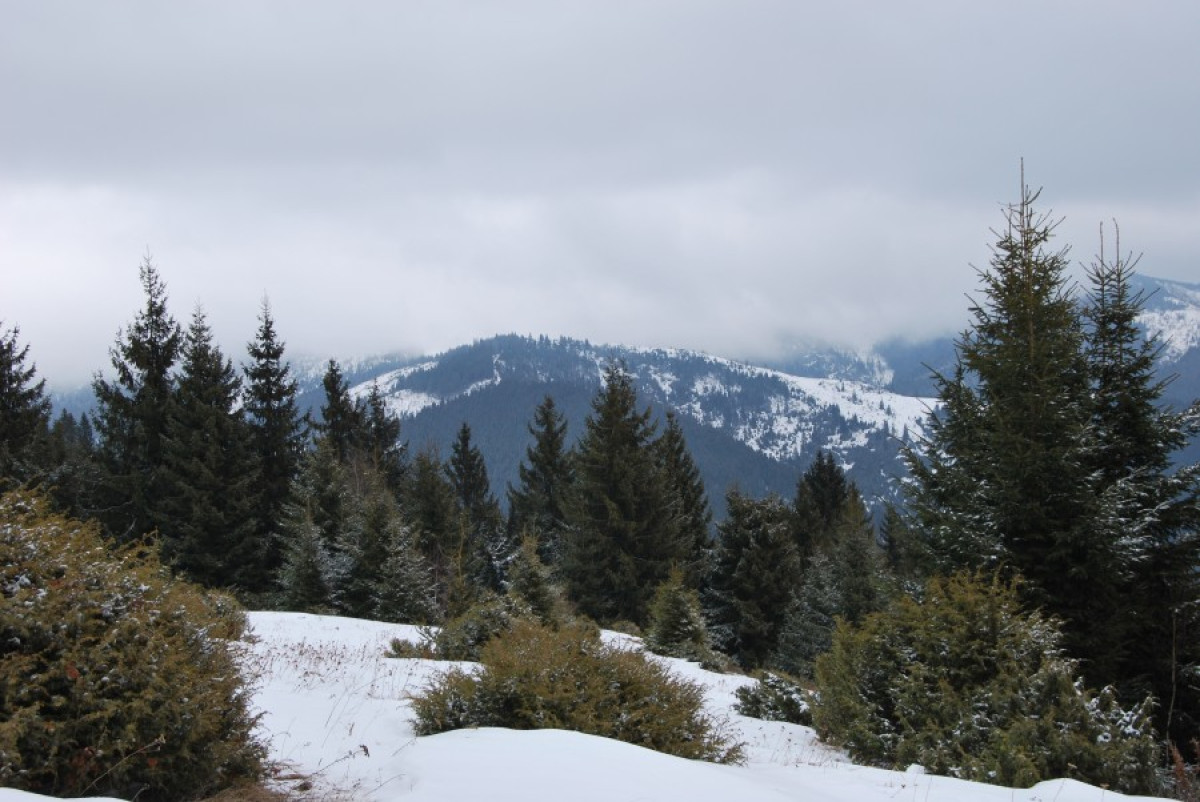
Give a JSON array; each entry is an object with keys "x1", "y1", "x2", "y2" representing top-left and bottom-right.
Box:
[
  {"x1": 313, "y1": 359, "x2": 363, "y2": 461},
  {"x1": 905, "y1": 184, "x2": 1102, "y2": 607},
  {"x1": 704, "y1": 490, "x2": 802, "y2": 669},
  {"x1": 655, "y1": 411, "x2": 713, "y2": 589},
  {"x1": 158, "y1": 308, "x2": 257, "y2": 588},
  {"x1": 0, "y1": 323, "x2": 52, "y2": 490},
  {"x1": 507, "y1": 395, "x2": 574, "y2": 570},
  {"x1": 902, "y1": 181, "x2": 1195, "y2": 714},
  {"x1": 447, "y1": 421, "x2": 508, "y2": 590},
  {"x1": 793, "y1": 451, "x2": 850, "y2": 559},
  {"x1": 358, "y1": 380, "x2": 406, "y2": 493},
  {"x1": 1083, "y1": 230, "x2": 1200, "y2": 742},
  {"x1": 403, "y1": 445, "x2": 462, "y2": 614},
  {"x1": 563, "y1": 363, "x2": 680, "y2": 625},
  {"x1": 92, "y1": 257, "x2": 182, "y2": 540},
  {"x1": 43, "y1": 410, "x2": 101, "y2": 520},
  {"x1": 242, "y1": 298, "x2": 304, "y2": 594}
]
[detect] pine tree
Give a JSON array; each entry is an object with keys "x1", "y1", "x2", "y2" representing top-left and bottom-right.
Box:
[
  {"x1": 312, "y1": 359, "x2": 363, "y2": 461},
  {"x1": 704, "y1": 490, "x2": 803, "y2": 668},
  {"x1": 904, "y1": 182, "x2": 1108, "y2": 651},
  {"x1": 92, "y1": 257, "x2": 182, "y2": 540},
  {"x1": 645, "y1": 566, "x2": 712, "y2": 662},
  {"x1": 277, "y1": 506, "x2": 335, "y2": 612},
  {"x1": 336, "y1": 464, "x2": 403, "y2": 618},
  {"x1": 159, "y1": 308, "x2": 258, "y2": 589},
  {"x1": 0, "y1": 323, "x2": 51, "y2": 490},
  {"x1": 507, "y1": 395, "x2": 574, "y2": 570},
  {"x1": 563, "y1": 363, "x2": 680, "y2": 625},
  {"x1": 447, "y1": 421, "x2": 508, "y2": 591},
  {"x1": 793, "y1": 451, "x2": 849, "y2": 558},
  {"x1": 358, "y1": 380, "x2": 406, "y2": 493},
  {"x1": 655, "y1": 411, "x2": 713, "y2": 588},
  {"x1": 42, "y1": 410, "x2": 101, "y2": 519},
  {"x1": 772, "y1": 552, "x2": 841, "y2": 679},
  {"x1": 403, "y1": 445, "x2": 462, "y2": 615},
  {"x1": 827, "y1": 485, "x2": 887, "y2": 626},
  {"x1": 375, "y1": 517, "x2": 439, "y2": 625},
  {"x1": 505, "y1": 532, "x2": 558, "y2": 625},
  {"x1": 1083, "y1": 229, "x2": 1200, "y2": 742},
  {"x1": 242, "y1": 298, "x2": 304, "y2": 594}
]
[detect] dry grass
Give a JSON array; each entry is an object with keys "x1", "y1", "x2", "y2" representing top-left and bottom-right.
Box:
[{"x1": 197, "y1": 782, "x2": 292, "y2": 801}]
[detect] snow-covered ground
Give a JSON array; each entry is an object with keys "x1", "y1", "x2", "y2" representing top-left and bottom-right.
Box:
[{"x1": 1, "y1": 611, "x2": 1172, "y2": 801}]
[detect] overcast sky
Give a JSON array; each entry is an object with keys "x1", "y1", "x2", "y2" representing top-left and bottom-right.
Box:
[{"x1": 3, "y1": 1, "x2": 1199, "y2": 387}]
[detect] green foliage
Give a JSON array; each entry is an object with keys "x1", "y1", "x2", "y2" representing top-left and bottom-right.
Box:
[
  {"x1": 645, "y1": 566, "x2": 712, "y2": 663},
  {"x1": 0, "y1": 322, "x2": 51, "y2": 491},
  {"x1": 655, "y1": 411, "x2": 714, "y2": 588},
  {"x1": 0, "y1": 491, "x2": 264, "y2": 800},
  {"x1": 704, "y1": 490, "x2": 802, "y2": 669},
  {"x1": 771, "y1": 553, "x2": 840, "y2": 679},
  {"x1": 160, "y1": 308, "x2": 258, "y2": 590},
  {"x1": 903, "y1": 184, "x2": 1200, "y2": 743},
  {"x1": 733, "y1": 671, "x2": 813, "y2": 726},
  {"x1": 429, "y1": 592, "x2": 532, "y2": 662},
  {"x1": 92, "y1": 258, "x2": 183, "y2": 541},
  {"x1": 812, "y1": 571, "x2": 1160, "y2": 795},
  {"x1": 277, "y1": 506, "x2": 335, "y2": 613},
  {"x1": 563, "y1": 363, "x2": 684, "y2": 626},
  {"x1": 446, "y1": 421, "x2": 509, "y2": 593},
  {"x1": 410, "y1": 618, "x2": 744, "y2": 764},
  {"x1": 241, "y1": 298, "x2": 304, "y2": 598},
  {"x1": 507, "y1": 395, "x2": 574, "y2": 570},
  {"x1": 505, "y1": 532, "x2": 562, "y2": 625}
]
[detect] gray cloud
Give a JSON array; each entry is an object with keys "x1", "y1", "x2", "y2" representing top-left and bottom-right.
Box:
[{"x1": 2, "y1": 1, "x2": 1198, "y2": 386}]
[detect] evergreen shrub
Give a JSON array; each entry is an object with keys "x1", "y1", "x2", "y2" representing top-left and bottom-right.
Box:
[
  {"x1": 812, "y1": 571, "x2": 1160, "y2": 794},
  {"x1": 411, "y1": 618, "x2": 744, "y2": 764},
  {"x1": 387, "y1": 592, "x2": 532, "y2": 662},
  {"x1": 644, "y1": 567, "x2": 713, "y2": 663},
  {"x1": 0, "y1": 491, "x2": 264, "y2": 800},
  {"x1": 733, "y1": 671, "x2": 812, "y2": 726}
]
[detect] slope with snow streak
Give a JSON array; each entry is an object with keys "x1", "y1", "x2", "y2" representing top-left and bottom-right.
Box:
[
  {"x1": 241, "y1": 612, "x2": 1169, "y2": 802},
  {"x1": 0, "y1": 611, "x2": 1170, "y2": 802}
]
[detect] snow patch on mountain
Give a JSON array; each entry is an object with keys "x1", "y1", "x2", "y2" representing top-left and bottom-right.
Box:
[{"x1": 1138, "y1": 280, "x2": 1200, "y2": 363}]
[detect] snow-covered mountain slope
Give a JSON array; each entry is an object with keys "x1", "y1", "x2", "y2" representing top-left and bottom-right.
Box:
[
  {"x1": 336, "y1": 335, "x2": 934, "y2": 510},
  {"x1": 1136, "y1": 274, "x2": 1200, "y2": 365}
]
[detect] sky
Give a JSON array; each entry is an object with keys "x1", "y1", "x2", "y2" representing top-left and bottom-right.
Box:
[{"x1": 3, "y1": 1, "x2": 1199, "y2": 388}]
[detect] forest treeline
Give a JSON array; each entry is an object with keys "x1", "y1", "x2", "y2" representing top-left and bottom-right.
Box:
[{"x1": 1, "y1": 182, "x2": 1198, "y2": 792}]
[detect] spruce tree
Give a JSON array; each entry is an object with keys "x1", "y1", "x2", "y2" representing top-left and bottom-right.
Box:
[
  {"x1": 0, "y1": 323, "x2": 51, "y2": 490},
  {"x1": 277, "y1": 506, "x2": 335, "y2": 613},
  {"x1": 772, "y1": 552, "x2": 841, "y2": 679},
  {"x1": 403, "y1": 445, "x2": 462, "y2": 615},
  {"x1": 904, "y1": 183, "x2": 1109, "y2": 651},
  {"x1": 793, "y1": 451, "x2": 849, "y2": 559},
  {"x1": 645, "y1": 566, "x2": 712, "y2": 662},
  {"x1": 655, "y1": 411, "x2": 713, "y2": 589},
  {"x1": 1083, "y1": 230, "x2": 1200, "y2": 742},
  {"x1": 43, "y1": 410, "x2": 101, "y2": 519},
  {"x1": 447, "y1": 421, "x2": 508, "y2": 591},
  {"x1": 92, "y1": 257, "x2": 182, "y2": 540},
  {"x1": 507, "y1": 395, "x2": 574, "y2": 570},
  {"x1": 827, "y1": 485, "x2": 887, "y2": 626},
  {"x1": 159, "y1": 308, "x2": 257, "y2": 589},
  {"x1": 358, "y1": 380, "x2": 406, "y2": 493},
  {"x1": 336, "y1": 465, "x2": 403, "y2": 618},
  {"x1": 505, "y1": 532, "x2": 558, "y2": 625},
  {"x1": 563, "y1": 363, "x2": 679, "y2": 625},
  {"x1": 242, "y1": 298, "x2": 304, "y2": 594},
  {"x1": 704, "y1": 490, "x2": 803, "y2": 668},
  {"x1": 375, "y1": 517, "x2": 439, "y2": 625},
  {"x1": 312, "y1": 359, "x2": 363, "y2": 461}
]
